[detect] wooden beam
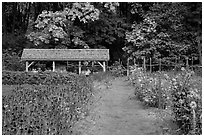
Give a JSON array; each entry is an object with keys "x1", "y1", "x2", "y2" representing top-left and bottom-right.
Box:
[
  {"x1": 79, "y1": 61, "x2": 81, "y2": 74},
  {"x1": 97, "y1": 61, "x2": 103, "y2": 67},
  {"x1": 103, "y1": 61, "x2": 106, "y2": 72},
  {"x1": 26, "y1": 61, "x2": 28, "y2": 72},
  {"x1": 53, "y1": 61, "x2": 55, "y2": 72},
  {"x1": 98, "y1": 61, "x2": 105, "y2": 71},
  {"x1": 28, "y1": 61, "x2": 35, "y2": 68}
]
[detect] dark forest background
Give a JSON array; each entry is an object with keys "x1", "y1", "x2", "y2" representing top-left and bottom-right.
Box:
[{"x1": 2, "y1": 2, "x2": 202, "y2": 71}]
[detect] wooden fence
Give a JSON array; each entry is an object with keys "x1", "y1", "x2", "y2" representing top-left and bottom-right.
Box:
[{"x1": 126, "y1": 57, "x2": 202, "y2": 76}]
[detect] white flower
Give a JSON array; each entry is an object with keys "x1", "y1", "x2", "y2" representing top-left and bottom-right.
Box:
[
  {"x1": 172, "y1": 78, "x2": 176, "y2": 82},
  {"x1": 181, "y1": 67, "x2": 185, "y2": 71},
  {"x1": 164, "y1": 74, "x2": 169, "y2": 79},
  {"x1": 190, "y1": 101, "x2": 197, "y2": 109},
  {"x1": 144, "y1": 98, "x2": 149, "y2": 102}
]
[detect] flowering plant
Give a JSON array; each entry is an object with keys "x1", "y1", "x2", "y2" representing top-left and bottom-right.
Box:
[
  {"x1": 129, "y1": 66, "x2": 202, "y2": 134},
  {"x1": 170, "y1": 68, "x2": 202, "y2": 134}
]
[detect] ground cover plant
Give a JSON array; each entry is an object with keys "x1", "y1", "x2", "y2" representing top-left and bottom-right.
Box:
[
  {"x1": 2, "y1": 71, "x2": 93, "y2": 135},
  {"x1": 128, "y1": 67, "x2": 202, "y2": 134}
]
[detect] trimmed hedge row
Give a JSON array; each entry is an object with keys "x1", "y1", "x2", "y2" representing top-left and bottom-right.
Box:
[
  {"x1": 2, "y1": 71, "x2": 94, "y2": 135},
  {"x1": 2, "y1": 71, "x2": 78, "y2": 85}
]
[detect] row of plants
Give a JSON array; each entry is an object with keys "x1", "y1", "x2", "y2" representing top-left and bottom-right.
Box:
[
  {"x1": 108, "y1": 61, "x2": 127, "y2": 77},
  {"x1": 128, "y1": 67, "x2": 202, "y2": 134},
  {"x1": 2, "y1": 71, "x2": 94, "y2": 135},
  {"x1": 2, "y1": 71, "x2": 78, "y2": 85}
]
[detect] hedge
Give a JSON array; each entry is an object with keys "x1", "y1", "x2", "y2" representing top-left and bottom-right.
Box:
[{"x1": 2, "y1": 71, "x2": 78, "y2": 85}]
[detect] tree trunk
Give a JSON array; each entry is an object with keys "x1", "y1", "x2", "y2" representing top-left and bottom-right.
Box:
[{"x1": 12, "y1": 2, "x2": 17, "y2": 33}]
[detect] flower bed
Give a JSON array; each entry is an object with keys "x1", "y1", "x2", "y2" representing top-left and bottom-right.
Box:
[
  {"x1": 128, "y1": 67, "x2": 202, "y2": 134},
  {"x1": 170, "y1": 69, "x2": 202, "y2": 134},
  {"x1": 2, "y1": 71, "x2": 94, "y2": 135},
  {"x1": 129, "y1": 67, "x2": 170, "y2": 108}
]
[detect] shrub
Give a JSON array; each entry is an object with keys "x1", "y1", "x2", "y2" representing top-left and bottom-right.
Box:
[
  {"x1": 108, "y1": 61, "x2": 126, "y2": 77},
  {"x1": 2, "y1": 50, "x2": 25, "y2": 71},
  {"x1": 2, "y1": 75, "x2": 93, "y2": 135},
  {"x1": 2, "y1": 71, "x2": 78, "y2": 85}
]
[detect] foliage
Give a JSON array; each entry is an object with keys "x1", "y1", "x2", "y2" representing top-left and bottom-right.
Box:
[
  {"x1": 108, "y1": 61, "x2": 126, "y2": 77},
  {"x1": 125, "y1": 2, "x2": 201, "y2": 64},
  {"x1": 26, "y1": 2, "x2": 100, "y2": 48},
  {"x1": 125, "y1": 16, "x2": 158, "y2": 59},
  {"x1": 170, "y1": 69, "x2": 202, "y2": 134},
  {"x1": 2, "y1": 76, "x2": 93, "y2": 135},
  {"x1": 128, "y1": 67, "x2": 202, "y2": 134},
  {"x1": 129, "y1": 67, "x2": 170, "y2": 108},
  {"x1": 2, "y1": 71, "x2": 79, "y2": 85},
  {"x1": 2, "y1": 2, "x2": 201, "y2": 65},
  {"x1": 90, "y1": 71, "x2": 113, "y2": 82},
  {"x1": 2, "y1": 50, "x2": 25, "y2": 71}
]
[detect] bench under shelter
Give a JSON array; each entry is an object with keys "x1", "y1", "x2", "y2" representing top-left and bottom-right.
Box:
[{"x1": 21, "y1": 49, "x2": 110, "y2": 74}]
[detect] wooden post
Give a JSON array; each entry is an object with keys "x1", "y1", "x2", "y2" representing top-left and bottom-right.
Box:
[
  {"x1": 66, "y1": 61, "x2": 68, "y2": 71},
  {"x1": 158, "y1": 72, "x2": 162, "y2": 109},
  {"x1": 103, "y1": 61, "x2": 106, "y2": 72},
  {"x1": 159, "y1": 58, "x2": 161, "y2": 72},
  {"x1": 192, "y1": 57, "x2": 194, "y2": 70},
  {"x1": 143, "y1": 57, "x2": 146, "y2": 72},
  {"x1": 150, "y1": 57, "x2": 152, "y2": 73},
  {"x1": 53, "y1": 61, "x2": 55, "y2": 72},
  {"x1": 175, "y1": 58, "x2": 177, "y2": 69},
  {"x1": 134, "y1": 58, "x2": 136, "y2": 69},
  {"x1": 92, "y1": 61, "x2": 94, "y2": 67},
  {"x1": 186, "y1": 57, "x2": 189, "y2": 69},
  {"x1": 26, "y1": 61, "x2": 28, "y2": 72},
  {"x1": 79, "y1": 61, "x2": 81, "y2": 74},
  {"x1": 127, "y1": 57, "x2": 130, "y2": 76},
  {"x1": 106, "y1": 61, "x2": 108, "y2": 71},
  {"x1": 192, "y1": 57, "x2": 194, "y2": 65}
]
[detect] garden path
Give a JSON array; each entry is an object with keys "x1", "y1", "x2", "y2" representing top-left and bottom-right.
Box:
[{"x1": 72, "y1": 77, "x2": 176, "y2": 135}]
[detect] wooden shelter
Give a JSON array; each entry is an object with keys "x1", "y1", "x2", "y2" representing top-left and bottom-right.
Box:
[{"x1": 21, "y1": 49, "x2": 110, "y2": 74}]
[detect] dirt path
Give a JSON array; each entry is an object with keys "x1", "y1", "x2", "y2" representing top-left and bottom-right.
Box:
[{"x1": 72, "y1": 77, "x2": 176, "y2": 135}]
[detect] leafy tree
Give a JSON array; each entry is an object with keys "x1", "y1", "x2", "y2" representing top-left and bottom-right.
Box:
[
  {"x1": 125, "y1": 2, "x2": 202, "y2": 65},
  {"x1": 26, "y1": 2, "x2": 100, "y2": 49},
  {"x1": 2, "y1": 2, "x2": 201, "y2": 68}
]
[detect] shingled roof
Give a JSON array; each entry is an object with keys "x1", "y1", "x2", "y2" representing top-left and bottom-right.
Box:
[{"x1": 21, "y1": 49, "x2": 110, "y2": 61}]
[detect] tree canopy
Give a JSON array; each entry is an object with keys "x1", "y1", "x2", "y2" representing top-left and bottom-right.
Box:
[{"x1": 2, "y1": 2, "x2": 202, "y2": 66}]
